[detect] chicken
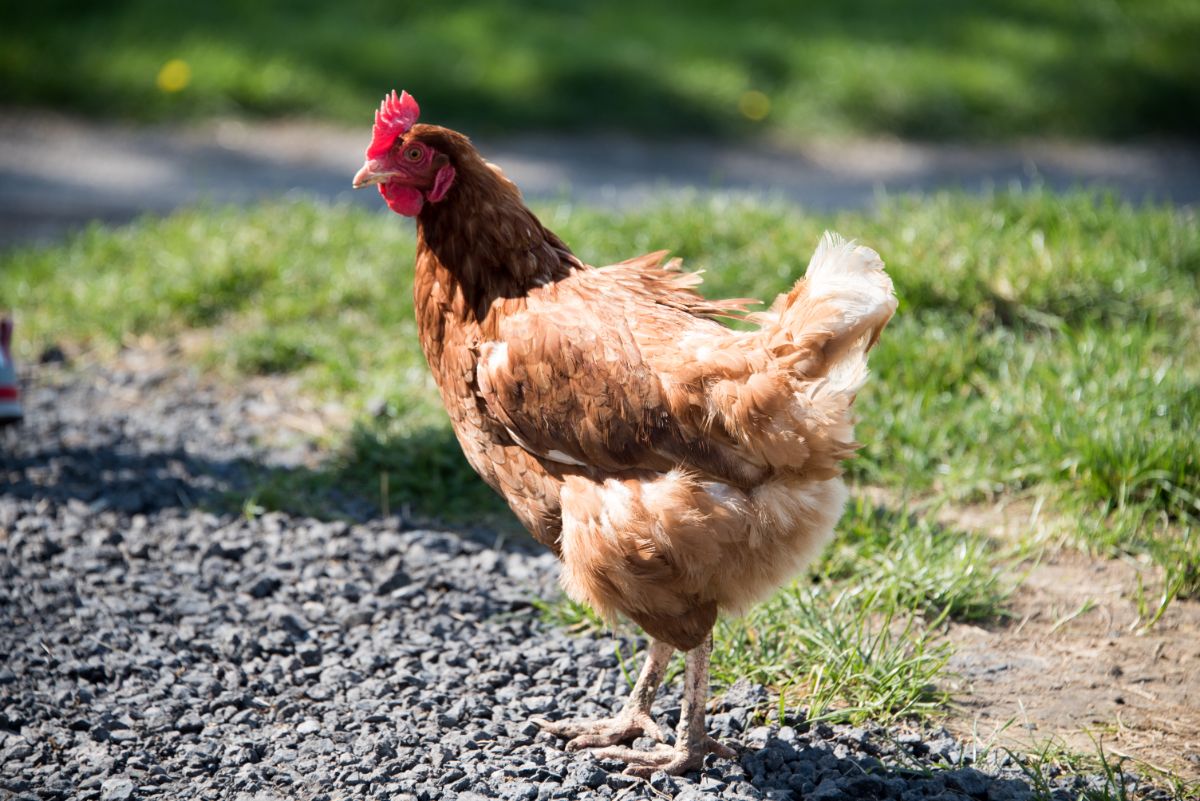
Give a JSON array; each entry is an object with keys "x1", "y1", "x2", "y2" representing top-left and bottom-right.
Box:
[{"x1": 352, "y1": 91, "x2": 897, "y2": 776}]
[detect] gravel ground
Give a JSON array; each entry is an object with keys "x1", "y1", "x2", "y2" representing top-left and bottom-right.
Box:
[{"x1": 0, "y1": 360, "x2": 1173, "y2": 800}]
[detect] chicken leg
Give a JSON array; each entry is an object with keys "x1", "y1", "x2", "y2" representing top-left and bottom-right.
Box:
[
  {"x1": 592, "y1": 632, "x2": 737, "y2": 777},
  {"x1": 534, "y1": 639, "x2": 673, "y2": 749}
]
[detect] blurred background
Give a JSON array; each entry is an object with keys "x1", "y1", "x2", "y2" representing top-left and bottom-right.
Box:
[
  {"x1": 5, "y1": 0, "x2": 1199, "y2": 137},
  {"x1": 3, "y1": 0, "x2": 1200, "y2": 782},
  {"x1": 2, "y1": 0, "x2": 1199, "y2": 243}
]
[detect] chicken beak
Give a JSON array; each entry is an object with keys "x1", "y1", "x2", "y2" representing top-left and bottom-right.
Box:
[{"x1": 352, "y1": 160, "x2": 388, "y2": 189}]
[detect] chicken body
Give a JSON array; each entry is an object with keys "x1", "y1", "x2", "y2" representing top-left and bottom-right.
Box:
[
  {"x1": 421, "y1": 242, "x2": 885, "y2": 647},
  {"x1": 354, "y1": 102, "x2": 896, "y2": 775}
]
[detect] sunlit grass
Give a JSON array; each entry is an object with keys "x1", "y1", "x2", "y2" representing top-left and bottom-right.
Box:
[
  {"x1": 817, "y1": 496, "x2": 1011, "y2": 622},
  {"x1": 713, "y1": 584, "x2": 952, "y2": 725},
  {"x1": 4, "y1": 190, "x2": 1194, "y2": 583},
  {"x1": 540, "y1": 581, "x2": 952, "y2": 728}
]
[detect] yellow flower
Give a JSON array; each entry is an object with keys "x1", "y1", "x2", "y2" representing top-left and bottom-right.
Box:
[
  {"x1": 156, "y1": 59, "x2": 192, "y2": 93},
  {"x1": 738, "y1": 90, "x2": 771, "y2": 122}
]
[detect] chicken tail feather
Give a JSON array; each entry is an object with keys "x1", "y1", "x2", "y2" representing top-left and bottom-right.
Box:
[{"x1": 773, "y1": 231, "x2": 897, "y2": 392}]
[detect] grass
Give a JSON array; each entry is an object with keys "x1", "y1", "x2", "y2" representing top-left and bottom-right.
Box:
[
  {"x1": 4, "y1": 190, "x2": 1194, "y2": 569},
  {"x1": 3, "y1": 188, "x2": 1198, "y2": 736},
  {"x1": 816, "y1": 497, "x2": 1010, "y2": 623},
  {"x1": 716, "y1": 583, "x2": 954, "y2": 726},
  {"x1": 3, "y1": 1, "x2": 1199, "y2": 141}
]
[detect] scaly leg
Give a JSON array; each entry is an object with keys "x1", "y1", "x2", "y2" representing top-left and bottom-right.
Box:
[
  {"x1": 592, "y1": 632, "x2": 737, "y2": 776},
  {"x1": 534, "y1": 639, "x2": 673, "y2": 749}
]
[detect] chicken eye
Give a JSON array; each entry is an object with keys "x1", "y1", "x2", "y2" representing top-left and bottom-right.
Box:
[{"x1": 404, "y1": 146, "x2": 424, "y2": 162}]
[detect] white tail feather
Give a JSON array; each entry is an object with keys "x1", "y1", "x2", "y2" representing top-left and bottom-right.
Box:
[
  {"x1": 803, "y1": 231, "x2": 895, "y2": 328},
  {"x1": 782, "y1": 231, "x2": 897, "y2": 394}
]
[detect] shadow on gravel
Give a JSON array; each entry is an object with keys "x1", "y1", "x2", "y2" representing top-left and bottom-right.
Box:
[
  {"x1": 237, "y1": 422, "x2": 518, "y2": 530},
  {"x1": 0, "y1": 436, "x2": 391, "y2": 529},
  {"x1": 1, "y1": 419, "x2": 513, "y2": 536},
  {"x1": 702, "y1": 722, "x2": 1044, "y2": 801},
  {"x1": 0, "y1": 441, "x2": 244, "y2": 515}
]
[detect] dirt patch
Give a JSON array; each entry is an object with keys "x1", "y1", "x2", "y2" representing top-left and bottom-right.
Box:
[
  {"x1": 859, "y1": 488, "x2": 1200, "y2": 779},
  {"x1": 944, "y1": 544, "x2": 1200, "y2": 779}
]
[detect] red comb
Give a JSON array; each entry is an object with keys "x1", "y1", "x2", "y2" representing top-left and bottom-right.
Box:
[{"x1": 367, "y1": 90, "x2": 420, "y2": 159}]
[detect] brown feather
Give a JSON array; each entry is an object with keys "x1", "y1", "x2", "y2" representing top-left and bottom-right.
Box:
[{"x1": 404, "y1": 125, "x2": 896, "y2": 650}]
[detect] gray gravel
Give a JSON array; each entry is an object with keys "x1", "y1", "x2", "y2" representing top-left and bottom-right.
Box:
[{"x1": 0, "y1": 359, "x2": 1173, "y2": 800}]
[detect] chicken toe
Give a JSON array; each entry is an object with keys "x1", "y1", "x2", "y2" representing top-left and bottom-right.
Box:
[
  {"x1": 534, "y1": 708, "x2": 667, "y2": 750},
  {"x1": 593, "y1": 735, "x2": 735, "y2": 777},
  {"x1": 592, "y1": 633, "x2": 736, "y2": 777},
  {"x1": 535, "y1": 640, "x2": 673, "y2": 749}
]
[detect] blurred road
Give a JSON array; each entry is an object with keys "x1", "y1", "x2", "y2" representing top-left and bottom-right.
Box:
[{"x1": 3, "y1": 111, "x2": 1198, "y2": 247}]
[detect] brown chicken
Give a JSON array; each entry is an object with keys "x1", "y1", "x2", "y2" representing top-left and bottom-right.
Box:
[{"x1": 352, "y1": 91, "x2": 897, "y2": 776}]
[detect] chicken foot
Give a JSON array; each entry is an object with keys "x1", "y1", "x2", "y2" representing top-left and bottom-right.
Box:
[
  {"x1": 533, "y1": 639, "x2": 673, "y2": 749},
  {"x1": 592, "y1": 632, "x2": 737, "y2": 777}
]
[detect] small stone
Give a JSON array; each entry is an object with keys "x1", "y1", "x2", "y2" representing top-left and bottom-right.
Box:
[
  {"x1": 246, "y1": 575, "x2": 282, "y2": 599},
  {"x1": 944, "y1": 767, "x2": 989, "y2": 798},
  {"x1": 298, "y1": 644, "x2": 323, "y2": 667},
  {"x1": 746, "y1": 725, "x2": 773, "y2": 745},
  {"x1": 675, "y1": 791, "x2": 710, "y2": 801},
  {"x1": 846, "y1": 774, "x2": 887, "y2": 798},
  {"x1": 987, "y1": 779, "x2": 1034, "y2": 801},
  {"x1": 499, "y1": 781, "x2": 538, "y2": 801},
  {"x1": 649, "y1": 770, "x2": 678, "y2": 794},
  {"x1": 568, "y1": 761, "x2": 606, "y2": 789},
  {"x1": 521, "y1": 695, "x2": 554, "y2": 714},
  {"x1": 810, "y1": 778, "x2": 846, "y2": 801},
  {"x1": 928, "y1": 735, "x2": 962, "y2": 763},
  {"x1": 378, "y1": 569, "x2": 412, "y2": 594},
  {"x1": 176, "y1": 714, "x2": 204, "y2": 734},
  {"x1": 607, "y1": 774, "x2": 640, "y2": 790},
  {"x1": 341, "y1": 610, "x2": 374, "y2": 629},
  {"x1": 721, "y1": 678, "x2": 770, "y2": 710},
  {"x1": 297, "y1": 720, "x2": 321, "y2": 735},
  {"x1": 205, "y1": 541, "x2": 249, "y2": 561},
  {"x1": 429, "y1": 745, "x2": 452, "y2": 768},
  {"x1": 438, "y1": 768, "x2": 466, "y2": 786},
  {"x1": 101, "y1": 778, "x2": 135, "y2": 801}
]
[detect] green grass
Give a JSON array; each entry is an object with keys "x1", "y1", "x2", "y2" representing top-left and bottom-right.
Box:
[
  {"x1": 3, "y1": 188, "x2": 1197, "y2": 730},
  {"x1": 817, "y1": 497, "x2": 1010, "y2": 623},
  {"x1": 4, "y1": 190, "x2": 1196, "y2": 569},
  {"x1": 714, "y1": 585, "x2": 952, "y2": 725},
  {"x1": 3, "y1": 0, "x2": 1199, "y2": 141},
  {"x1": 709, "y1": 495, "x2": 1008, "y2": 724}
]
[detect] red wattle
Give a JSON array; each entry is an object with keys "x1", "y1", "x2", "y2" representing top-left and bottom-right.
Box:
[{"x1": 380, "y1": 183, "x2": 424, "y2": 217}]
